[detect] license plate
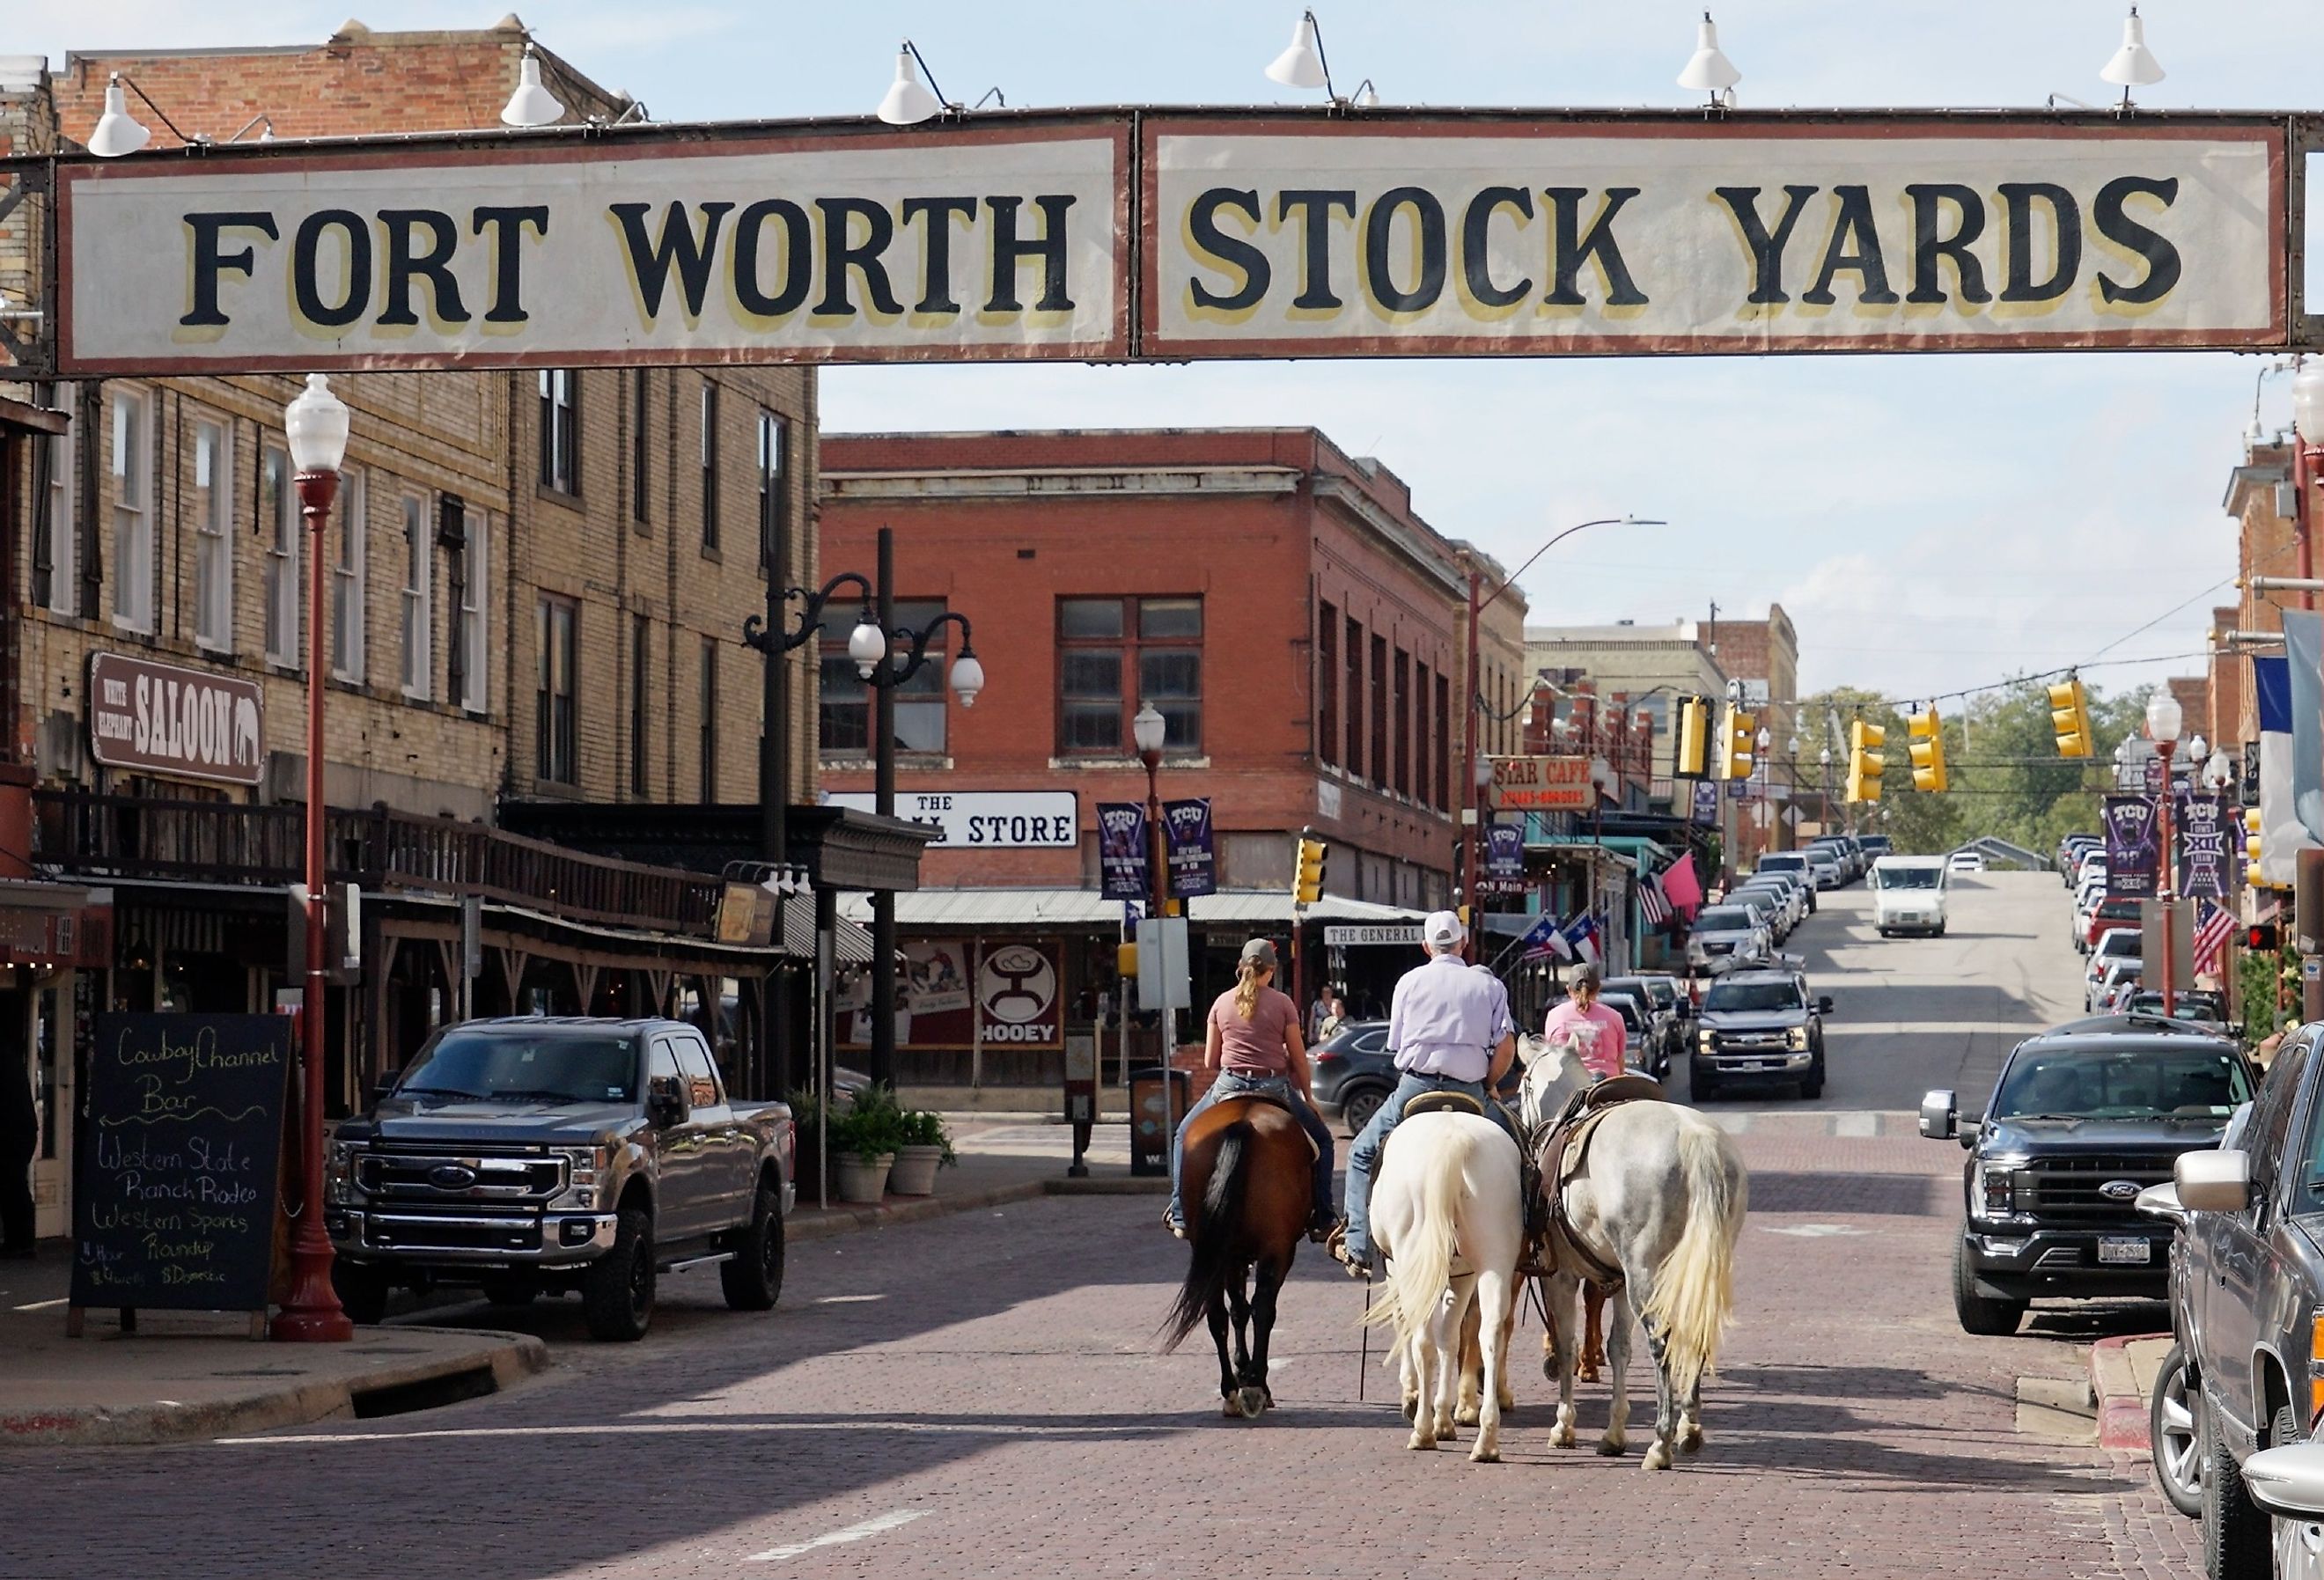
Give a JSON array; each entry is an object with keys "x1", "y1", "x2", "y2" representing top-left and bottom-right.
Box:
[{"x1": 2098, "y1": 1237, "x2": 2152, "y2": 1265}]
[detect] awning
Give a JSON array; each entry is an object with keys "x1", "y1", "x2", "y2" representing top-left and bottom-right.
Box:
[
  {"x1": 835, "y1": 887, "x2": 1430, "y2": 930},
  {"x1": 780, "y1": 896, "x2": 875, "y2": 964},
  {"x1": 1526, "y1": 833, "x2": 1672, "y2": 871}
]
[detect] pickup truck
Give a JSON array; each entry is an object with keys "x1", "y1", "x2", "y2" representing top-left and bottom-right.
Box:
[
  {"x1": 1691, "y1": 967, "x2": 1829, "y2": 1100},
  {"x1": 324, "y1": 1016, "x2": 795, "y2": 1341}
]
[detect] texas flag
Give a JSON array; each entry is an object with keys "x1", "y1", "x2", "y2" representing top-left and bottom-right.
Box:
[{"x1": 1561, "y1": 914, "x2": 1603, "y2": 966}]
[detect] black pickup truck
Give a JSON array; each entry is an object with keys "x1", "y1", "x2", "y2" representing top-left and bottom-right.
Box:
[{"x1": 325, "y1": 1016, "x2": 794, "y2": 1341}]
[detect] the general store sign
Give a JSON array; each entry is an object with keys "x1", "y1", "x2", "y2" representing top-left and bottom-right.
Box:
[
  {"x1": 37, "y1": 111, "x2": 2296, "y2": 373},
  {"x1": 1489, "y1": 754, "x2": 1593, "y2": 811},
  {"x1": 86, "y1": 654, "x2": 263, "y2": 787},
  {"x1": 1323, "y1": 924, "x2": 1423, "y2": 947},
  {"x1": 828, "y1": 790, "x2": 1078, "y2": 848}
]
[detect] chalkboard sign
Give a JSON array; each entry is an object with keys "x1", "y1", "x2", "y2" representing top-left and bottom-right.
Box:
[{"x1": 71, "y1": 1014, "x2": 290, "y2": 1315}]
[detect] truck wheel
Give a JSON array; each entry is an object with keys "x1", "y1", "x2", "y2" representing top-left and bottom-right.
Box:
[
  {"x1": 1799, "y1": 1061, "x2": 1825, "y2": 1100},
  {"x1": 333, "y1": 1260, "x2": 391, "y2": 1326},
  {"x1": 582, "y1": 1209, "x2": 655, "y2": 1342},
  {"x1": 721, "y1": 1182, "x2": 786, "y2": 1312},
  {"x1": 1951, "y1": 1239, "x2": 2025, "y2": 1336},
  {"x1": 2202, "y1": 1389, "x2": 2270, "y2": 1579},
  {"x1": 1691, "y1": 1067, "x2": 1719, "y2": 1103},
  {"x1": 480, "y1": 1276, "x2": 538, "y2": 1308},
  {"x1": 2149, "y1": 1344, "x2": 2202, "y2": 1518}
]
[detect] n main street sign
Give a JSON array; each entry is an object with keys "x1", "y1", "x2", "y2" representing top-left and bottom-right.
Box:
[{"x1": 21, "y1": 108, "x2": 2311, "y2": 374}]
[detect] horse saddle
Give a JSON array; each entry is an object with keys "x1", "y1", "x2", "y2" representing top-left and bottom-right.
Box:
[
  {"x1": 1530, "y1": 1075, "x2": 1668, "y2": 1288},
  {"x1": 1401, "y1": 1090, "x2": 1485, "y2": 1120},
  {"x1": 1210, "y1": 1091, "x2": 1320, "y2": 1163}
]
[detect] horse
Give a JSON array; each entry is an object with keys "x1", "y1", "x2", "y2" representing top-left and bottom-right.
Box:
[
  {"x1": 1363, "y1": 1106, "x2": 1524, "y2": 1462},
  {"x1": 1518, "y1": 1037, "x2": 1749, "y2": 1470},
  {"x1": 1159, "y1": 1095, "x2": 1316, "y2": 1419}
]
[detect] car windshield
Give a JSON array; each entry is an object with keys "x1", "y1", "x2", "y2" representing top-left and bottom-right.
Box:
[
  {"x1": 1696, "y1": 908, "x2": 1752, "y2": 930},
  {"x1": 1991, "y1": 1044, "x2": 2250, "y2": 1121},
  {"x1": 396, "y1": 1031, "x2": 640, "y2": 1105},
  {"x1": 1760, "y1": 856, "x2": 1806, "y2": 872},
  {"x1": 1703, "y1": 980, "x2": 1804, "y2": 1013},
  {"x1": 1877, "y1": 866, "x2": 1942, "y2": 890},
  {"x1": 2126, "y1": 996, "x2": 2224, "y2": 1022}
]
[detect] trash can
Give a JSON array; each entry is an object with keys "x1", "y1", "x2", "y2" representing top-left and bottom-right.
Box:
[{"x1": 1129, "y1": 1065, "x2": 1192, "y2": 1177}]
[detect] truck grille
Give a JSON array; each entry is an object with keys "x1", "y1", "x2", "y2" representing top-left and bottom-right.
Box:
[
  {"x1": 2023, "y1": 1152, "x2": 2178, "y2": 1223},
  {"x1": 364, "y1": 1213, "x2": 545, "y2": 1253},
  {"x1": 356, "y1": 1149, "x2": 565, "y2": 1203}
]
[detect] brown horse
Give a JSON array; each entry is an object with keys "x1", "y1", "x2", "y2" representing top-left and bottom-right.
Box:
[{"x1": 1160, "y1": 1095, "x2": 1316, "y2": 1418}]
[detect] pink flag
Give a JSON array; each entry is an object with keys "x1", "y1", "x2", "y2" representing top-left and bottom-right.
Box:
[{"x1": 1659, "y1": 851, "x2": 1704, "y2": 911}]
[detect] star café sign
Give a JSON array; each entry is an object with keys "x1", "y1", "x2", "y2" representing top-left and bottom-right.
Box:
[{"x1": 37, "y1": 109, "x2": 2294, "y2": 377}]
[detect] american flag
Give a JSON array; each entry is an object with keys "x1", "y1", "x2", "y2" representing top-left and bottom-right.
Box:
[
  {"x1": 2193, "y1": 899, "x2": 2235, "y2": 979},
  {"x1": 1637, "y1": 863, "x2": 1673, "y2": 928}
]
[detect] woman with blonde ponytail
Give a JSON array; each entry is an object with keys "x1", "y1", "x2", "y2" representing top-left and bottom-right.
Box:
[{"x1": 1164, "y1": 937, "x2": 1338, "y2": 1242}]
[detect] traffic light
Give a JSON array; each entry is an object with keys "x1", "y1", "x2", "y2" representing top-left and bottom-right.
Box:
[
  {"x1": 2247, "y1": 806, "x2": 2265, "y2": 878},
  {"x1": 1906, "y1": 704, "x2": 1947, "y2": 794},
  {"x1": 2048, "y1": 678, "x2": 2093, "y2": 758},
  {"x1": 1293, "y1": 829, "x2": 1327, "y2": 907},
  {"x1": 2248, "y1": 922, "x2": 2280, "y2": 950},
  {"x1": 1846, "y1": 718, "x2": 1886, "y2": 803},
  {"x1": 1717, "y1": 706, "x2": 1755, "y2": 781},
  {"x1": 1673, "y1": 695, "x2": 1710, "y2": 778}
]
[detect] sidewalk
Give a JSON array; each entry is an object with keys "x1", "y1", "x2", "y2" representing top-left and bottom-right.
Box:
[
  {"x1": 2090, "y1": 1331, "x2": 2173, "y2": 1452},
  {"x1": 1, "y1": 1115, "x2": 1157, "y2": 1448}
]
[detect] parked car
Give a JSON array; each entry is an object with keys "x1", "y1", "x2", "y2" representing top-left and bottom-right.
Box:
[
  {"x1": 1731, "y1": 891, "x2": 1788, "y2": 944},
  {"x1": 1687, "y1": 903, "x2": 1772, "y2": 974},
  {"x1": 1596, "y1": 990, "x2": 1663, "y2": 1078},
  {"x1": 1753, "y1": 853, "x2": 1820, "y2": 912},
  {"x1": 2085, "y1": 894, "x2": 2143, "y2": 954},
  {"x1": 1807, "y1": 838, "x2": 1856, "y2": 885},
  {"x1": 1949, "y1": 849, "x2": 1987, "y2": 874},
  {"x1": 1731, "y1": 882, "x2": 1800, "y2": 941},
  {"x1": 1748, "y1": 870, "x2": 1816, "y2": 926},
  {"x1": 1805, "y1": 851, "x2": 1844, "y2": 890},
  {"x1": 2085, "y1": 929, "x2": 2142, "y2": 1008},
  {"x1": 2164, "y1": 1019, "x2": 2324, "y2": 1576},
  {"x1": 1858, "y1": 834, "x2": 1894, "y2": 862},
  {"x1": 1308, "y1": 1018, "x2": 1393, "y2": 1136},
  {"x1": 1921, "y1": 1016, "x2": 2250, "y2": 1336},
  {"x1": 326, "y1": 1016, "x2": 796, "y2": 1341},
  {"x1": 1604, "y1": 974, "x2": 1683, "y2": 1077},
  {"x1": 1692, "y1": 968, "x2": 1830, "y2": 1100},
  {"x1": 1871, "y1": 854, "x2": 1949, "y2": 937},
  {"x1": 2122, "y1": 988, "x2": 2230, "y2": 1025}
]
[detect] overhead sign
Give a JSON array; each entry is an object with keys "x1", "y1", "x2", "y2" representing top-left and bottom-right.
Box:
[
  {"x1": 36, "y1": 111, "x2": 2296, "y2": 373},
  {"x1": 829, "y1": 790, "x2": 1078, "y2": 849},
  {"x1": 86, "y1": 653, "x2": 263, "y2": 787},
  {"x1": 1489, "y1": 754, "x2": 1593, "y2": 811},
  {"x1": 1323, "y1": 923, "x2": 1423, "y2": 946},
  {"x1": 55, "y1": 125, "x2": 1130, "y2": 374}
]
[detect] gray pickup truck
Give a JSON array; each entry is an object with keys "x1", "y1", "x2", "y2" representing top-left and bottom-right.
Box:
[{"x1": 324, "y1": 1016, "x2": 794, "y2": 1341}]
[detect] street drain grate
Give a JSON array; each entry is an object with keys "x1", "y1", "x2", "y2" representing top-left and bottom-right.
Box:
[
  {"x1": 349, "y1": 1363, "x2": 497, "y2": 1420},
  {"x1": 208, "y1": 1368, "x2": 304, "y2": 1378}
]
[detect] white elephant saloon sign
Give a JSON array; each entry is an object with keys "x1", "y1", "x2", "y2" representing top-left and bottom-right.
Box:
[{"x1": 86, "y1": 653, "x2": 266, "y2": 788}]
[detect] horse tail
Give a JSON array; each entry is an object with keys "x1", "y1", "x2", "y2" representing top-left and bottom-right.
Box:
[
  {"x1": 1361, "y1": 1119, "x2": 1464, "y2": 1353},
  {"x1": 1160, "y1": 1121, "x2": 1254, "y2": 1351},
  {"x1": 1639, "y1": 1117, "x2": 1747, "y2": 1400}
]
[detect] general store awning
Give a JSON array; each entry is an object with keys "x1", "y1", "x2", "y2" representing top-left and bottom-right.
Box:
[{"x1": 835, "y1": 888, "x2": 1429, "y2": 930}]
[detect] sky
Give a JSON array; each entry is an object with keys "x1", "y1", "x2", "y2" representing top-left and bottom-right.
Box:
[{"x1": 19, "y1": 0, "x2": 2324, "y2": 704}]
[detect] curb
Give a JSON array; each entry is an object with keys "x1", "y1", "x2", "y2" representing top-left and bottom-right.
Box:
[
  {"x1": 791, "y1": 1172, "x2": 1170, "y2": 1242},
  {"x1": 2091, "y1": 1332, "x2": 2166, "y2": 1454},
  {"x1": 0, "y1": 1327, "x2": 548, "y2": 1449}
]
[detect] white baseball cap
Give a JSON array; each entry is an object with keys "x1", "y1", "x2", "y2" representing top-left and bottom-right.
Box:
[{"x1": 1423, "y1": 910, "x2": 1466, "y2": 950}]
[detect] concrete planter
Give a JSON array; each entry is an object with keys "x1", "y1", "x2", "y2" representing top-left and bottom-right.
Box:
[
  {"x1": 889, "y1": 1145, "x2": 945, "y2": 1197},
  {"x1": 835, "y1": 1153, "x2": 894, "y2": 1205}
]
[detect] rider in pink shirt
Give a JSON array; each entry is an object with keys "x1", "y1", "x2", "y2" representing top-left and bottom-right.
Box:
[{"x1": 1541, "y1": 964, "x2": 1629, "y2": 1082}]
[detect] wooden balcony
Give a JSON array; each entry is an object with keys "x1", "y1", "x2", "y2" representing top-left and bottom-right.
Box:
[{"x1": 31, "y1": 789, "x2": 724, "y2": 937}]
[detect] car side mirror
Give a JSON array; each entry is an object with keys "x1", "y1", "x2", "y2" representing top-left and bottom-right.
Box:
[
  {"x1": 2175, "y1": 1149, "x2": 2251, "y2": 1214},
  {"x1": 372, "y1": 1072, "x2": 401, "y2": 1103},
  {"x1": 1817, "y1": 996, "x2": 1835, "y2": 1015},
  {"x1": 646, "y1": 1073, "x2": 688, "y2": 1126},
  {"x1": 2134, "y1": 1181, "x2": 2188, "y2": 1228},
  {"x1": 2241, "y1": 1443, "x2": 2324, "y2": 1520},
  {"x1": 1919, "y1": 1088, "x2": 1957, "y2": 1141}
]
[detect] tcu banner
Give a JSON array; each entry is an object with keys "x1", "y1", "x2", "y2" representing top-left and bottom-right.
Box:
[
  {"x1": 2178, "y1": 790, "x2": 2233, "y2": 900},
  {"x1": 1098, "y1": 802, "x2": 1149, "y2": 900},
  {"x1": 40, "y1": 111, "x2": 2291, "y2": 373},
  {"x1": 2104, "y1": 794, "x2": 2161, "y2": 899},
  {"x1": 1162, "y1": 798, "x2": 1217, "y2": 899}
]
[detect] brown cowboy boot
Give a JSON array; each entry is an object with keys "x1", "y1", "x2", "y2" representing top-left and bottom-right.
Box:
[{"x1": 1578, "y1": 1283, "x2": 1607, "y2": 1382}]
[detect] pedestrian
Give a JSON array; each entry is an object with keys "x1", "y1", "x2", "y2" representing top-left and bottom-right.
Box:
[
  {"x1": 1163, "y1": 938, "x2": 1337, "y2": 1243},
  {"x1": 1319, "y1": 987, "x2": 1347, "y2": 1041},
  {"x1": 1309, "y1": 986, "x2": 1334, "y2": 1044},
  {"x1": 1542, "y1": 963, "x2": 1629, "y2": 1083},
  {"x1": 0, "y1": 1050, "x2": 36, "y2": 1259},
  {"x1": 1331, "y1": 911, "x2": 1521, "y2": 1276}
]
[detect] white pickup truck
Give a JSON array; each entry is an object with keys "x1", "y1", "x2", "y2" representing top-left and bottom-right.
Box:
[{"x1": 1870, "y1": 855, "x2": 1948, "y2": 937}]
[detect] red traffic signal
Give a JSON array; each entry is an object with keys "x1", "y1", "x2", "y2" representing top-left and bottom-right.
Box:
[{"x1": 2247, "y1": 923, "x2": 2280, "y2": 950}]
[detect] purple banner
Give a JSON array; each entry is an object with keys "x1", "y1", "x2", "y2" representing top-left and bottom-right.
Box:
[
  {"x1": 1691, "y1": 781, "x2": 1719, "y2": 826},
  {"x1": 1162, "y1": 797, "x2": 1217, "y2": 899},
  {"x1": 1098, "y1": 802, "x2": 1149, "y2": 900},
  {"x1": 2178, "y1": 790, "x2": 2232, "y2": 900},
  {"x1": 1482, "y1": 821, "x2": 1526, "y2": 893},
  {"x1": 2103, "y1": 794, "x2": 2159, "y2": 899}
]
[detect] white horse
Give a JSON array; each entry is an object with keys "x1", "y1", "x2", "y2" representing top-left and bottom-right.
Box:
[
  {"x1": 1364, "y1": 1107, "x2": 1524, "y2": 1462},
  {"x1": 1518, "y1": 1036, "x2": 1749, "y2": 1470}
]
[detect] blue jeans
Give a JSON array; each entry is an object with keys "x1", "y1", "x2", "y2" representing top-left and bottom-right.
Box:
[
  {"x1": 1342, "y1": 1071, "x2": 1522, "y2": 1262},
  {"x1": 1166, "y1": 1072, "x2": 1336, "y2": 1228}
]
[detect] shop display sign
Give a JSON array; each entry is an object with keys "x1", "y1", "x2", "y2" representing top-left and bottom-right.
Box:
[
  {"x1": 86, "y1": 653, "x2": 265, "y2": 787},
  {"x1": 1489, "y1": 754, "x2": 1592, "y2": 811},
  {"x1": 828, "y1": 790, "x2": 1078, "y2": 848}
]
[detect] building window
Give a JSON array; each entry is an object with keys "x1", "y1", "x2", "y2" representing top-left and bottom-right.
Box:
[
  {"x1": 820, "y1": 599, "x2": 947, "y2": 756},
  {"x1": 629, "y1": 369, "x2": 651, "y2": 526},
  {"x1": 37, "y1": 418, "x2": 75, "y2": 614},
  {"x1": 629, "y1": 614, "x2": 651, "y2": 797},
  {"x1": 700, "y1": 381, "x2": 720, "y2": 550},
  {"x1": 1394, "y1": 650, "x2": 1411, "y2": 796},
  {"x1": 539, "y1": 369, "x2": 577, "y2": 493},
  {"x1": 757, "y1": 409, "x2": 787, "y2": 572},
  {"x1": 1056, "y1": 595, "x2": 1202, "y2": 754},
  {"x1": 1369, "y1": 634, "x2": 1388, "y2": 783},
  {"x1": 400, "y1": 494, "x2": 431, "y2": 698},
  {"x1": 536, "y1": 596, "x2": 577, "y2": 784},
  {"x1": 192, "y1": 420, "x2": 232, "y2": 651},
  {"x1": 262, "y1": 445, "x2": 298, "y2": 665},
  {"x1": 1414, "y1": 660, "x2": 1430, "y2": 805},
  {"x1": 1317, "y1": 601, "x2": 1338, "y2": 768},
  {"x1": 1344, "y1": 617, "x2": 1364, "y2": 777},
  {"x1": 1435, "y1": 671, "x2": 1450, "y2": 810},
  {"x1": 109, "y1": 389, "x2": 153, "y2": 632},
  {"x1": 698, "y1": 636, "x2": 720, "y2": 798},
  {"x1": 330, "y1": 467, "x2": 366, "y2": 682},
  {"x1": 459, "y1": 505, "x2": 489, "y2": 712}
]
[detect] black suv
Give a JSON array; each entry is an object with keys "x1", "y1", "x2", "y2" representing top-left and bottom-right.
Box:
[{"x1": 1922, "y1": 1015, "x2": 2253, "y2": 1335}]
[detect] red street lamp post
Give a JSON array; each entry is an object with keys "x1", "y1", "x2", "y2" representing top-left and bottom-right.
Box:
[
  {"x1": 272, "y1": 374, "x2": 353, "y2": 1344},
  {"x1": 2147, "y1": 692, "x2": 2184, "y2": 1021}
]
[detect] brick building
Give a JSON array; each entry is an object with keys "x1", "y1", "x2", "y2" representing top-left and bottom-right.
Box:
[
  {"x1": 0, "y1": 26, "x2": 831, "y2": 1236},
  {"x1": 818, "y1": 427, "x2": 1513, "y2": 1081}
]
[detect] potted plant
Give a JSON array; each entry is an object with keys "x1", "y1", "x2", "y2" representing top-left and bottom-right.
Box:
[
  {"x1": 830, "y1": 1085, "x2": 904, "y2": 1205},
  {"x1": 889, "y1": 1109, "x2": 957, "y2": 1196}
]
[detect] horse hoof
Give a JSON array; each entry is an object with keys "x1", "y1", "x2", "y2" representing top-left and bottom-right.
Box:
[
  {"x1": 1235, "y1": 1387, "x2": 1268, "y2": 1419},
  {"x1": 1468, "y1": 1443, "x2": 1500, "y2": 1464},
  {"x1": 1401, "y1": 1397, "x2": 1420, "y2": 1424},
  {"x1": 1551, "y1": 1429, "x2": 1576, "y2": 1451},
  {"x1": 1220, "y1": 1399, "x2": 1240, "y2": 1419},
  {"x1": 1576, "y1": 1364, "x2": 1601, "y2": 1385},
  {"x1": 1642, "y1": 1444, "x2": 1673, "y2": 1471},
  {"x1": 1408, "y1": 1432, "x2": 1436, "y2": 1451},
  {"x1": 1680, "y1": 1426, "x2": 1704, "y2": 1455},
  {"x1": 1596, "y1": 1437, "x2": 1625, "y2": 1458},
  {"x1": 1454, "y1": 1406, "x2": 1481, "y2": 1428}
]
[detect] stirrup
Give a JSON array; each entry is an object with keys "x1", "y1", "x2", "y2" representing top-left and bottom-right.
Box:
[{"x1": 1162, "y1": 1206, "x2": 1187, "y2": 1240}]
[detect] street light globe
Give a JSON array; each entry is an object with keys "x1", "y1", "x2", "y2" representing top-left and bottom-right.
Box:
[
  {"x1": 847, "y1": 617, "x2": 886, "y2": 680},
  {"x1": 88, "y1": 73, "x2": 151, "y2": 158},
  {"x1": 2294, "y1": 360, "x2": 2324, "y2": 446},
  {"x1": 1474, "y1": 753, "x2": 1495, "y2": 789},
  {"x1": 1754, "y1": 726, "x2": 1771, "y2": 752},
  {"x1": 1132, "y1": 701, "x2": 1167, "y2": 755},
  {"x1": 948, "y1": 650, "x2": 985, "y2": 708},
  {"x1": 2145, "y1": 693, "x2": 2182, "y2": 743},
  {"x1": 283, "y1": 373, "x2": 350, "y2": 474},
  {"x1": 2188, "y1": 731, "x2": 2209, "y2": 761}
]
